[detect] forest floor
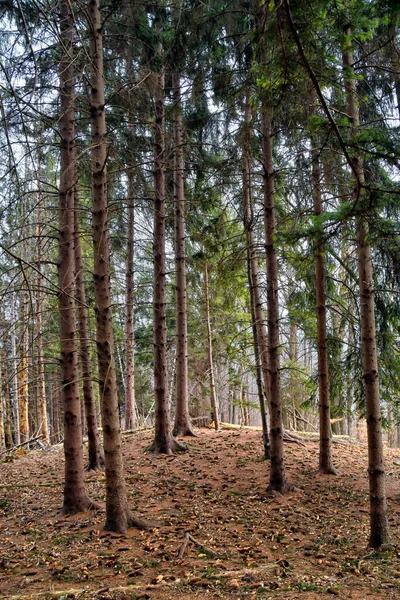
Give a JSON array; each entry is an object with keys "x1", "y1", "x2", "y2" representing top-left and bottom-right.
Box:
[{"x1": 1, "y1": 428, "x2": 400, "y2": 600}]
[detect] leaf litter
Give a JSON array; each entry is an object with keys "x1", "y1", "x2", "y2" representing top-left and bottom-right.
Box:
[{"x1": 0, "y1": 428, "x2": 400, "y2": 599}]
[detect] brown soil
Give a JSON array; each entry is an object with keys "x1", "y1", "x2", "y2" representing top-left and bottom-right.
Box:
[{"x1": 0, "y1": 428, "x2": 400, "y2": 599}]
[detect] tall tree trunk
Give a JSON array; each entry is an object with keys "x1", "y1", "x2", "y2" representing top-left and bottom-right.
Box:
[
  {"x1": 310, "y1": 95, "x2": 337, "y2": 475},
  {"x1": 172, "y1": 69, "x2": 195, "y2": 438},
  {"x1": 342, "y1": 26, "x2": 388, "y2": 547},
  {"x1": 261, "y1": 105, "x2": 289, "y2": 493},
  {"x1": 204, "y1": 263, "x2": 220, "y2": 431},
  {"x1": 10, "y1": 294, "x2": 20, "y2": 445},
  {"x1": 148, "y1": 43, "x2": 186, "y2": 454},
  {"x1": 124, "y1": 174, "x2": 137, "y2": 431},
  {"x1": 242, "y1": 90, "x2": 270, "y2": 458},
  {"x1": 35, "y1": 187, "x2": 49, "y2": 444},
  {"x1": 59, "y1": 0, "x2": 93, "y2": 514},
  {"x1": 3, "y1": 329, "x2": 13, "y2": 447},
  {"x1": 74, "y1": 188, "x2": 104, "y2": 470},
  {"x1": 87, "y1": 0, "x2": 150, "y2": 529},
  {"x1": 0, "y1": 358, "x2": 5, "y2": 453},
  {"x1": 18, "y1": 286, "x2": 29, "y2": 444}
]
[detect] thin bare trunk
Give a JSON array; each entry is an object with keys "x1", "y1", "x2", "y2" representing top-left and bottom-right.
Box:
[
  {"x1": 204, "y1": 263, "x2": 220, "y2": 431},
  {"x1": 242, "y1": 91, "x2": 270, "y2": 458},
  {"x1": 343, "y1": 26, "x2": 388, "y2": 547},
  {"x1": 172, "y1": 69, "x2": 195, "y2": 438},
  {"x1": 18, "y1": 288, "x2": 29, "y2": 444},
  {"x1": 59, "y1": 0, "x2": 93, "y2": 514},
  {"x1": 0, "y1": 358, "x2": 5, "y2": 453},
  {"x1": 3, "y1": 334, "x2": 13, "y2": 447},
  {"x1": 35, "y1": 189, "x2": 49, "y2": 444},
  {"x1": 124, "y1": 174, "x2": 137, "y2": 431},
  {"x1": 74, "y1": 188, "x2": 104, "y2": 470},
  {"x1": 10, "y1": 295, "x2": 19, "y2": 445}
]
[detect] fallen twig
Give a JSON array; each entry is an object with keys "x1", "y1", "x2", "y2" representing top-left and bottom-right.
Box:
[{"x1": 0, "y1": 435, "x2": 45, "y2": 456}]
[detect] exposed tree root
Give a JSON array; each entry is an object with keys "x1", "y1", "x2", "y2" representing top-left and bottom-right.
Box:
[
  {"x1": 178, "y1": 531, "x2": 217, "y2": 558},
  {"x1": 59, "y1": 496, "x2": 102, "y2": 515},
  {"x1": 146, "y1": 437, "x2": 188, "y2": 455}
]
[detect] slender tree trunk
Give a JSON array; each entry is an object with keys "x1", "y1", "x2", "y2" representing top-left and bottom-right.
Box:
[
  {"x1": 18, "y1": 286, "x2": 29, "y2": 444},
  {"x1": 10, "y1": 295, "x2": 20, "y2": 445},
  {"x1": 3, "y1": 332, "x2": 13, "y2": 447},
  {"x1": 35, "y1": 189, "x2": 49, "y2": 444},
  {"x1": 310, "y1": 96, "x2": 337, "y2": 475},
  {"x1": 74, "y1": 188, "x2": 104, "y2": 470},
  {"x1": 204, "y1": 263, "x2": 220, "y2": 431},
  {"x1": 124, "y1": 174, "x2": 137, "y2": 431},
  {"x1": 242, "y1": 91, "x2": 270, "y2": 458},
  {"x1": 172, "y1": 69, "x2": 195, "y2": 438},
  {"x1": 0, "y1": 358, "x2": 5, "y2": 453},
  {"x1": 59, "y1": 0, "x2": 93, "y2": 514},
  {"x1": 148, "y1": 43, "x2": 186, "y2": 454},
  {"x1": 87, "y1": 0, "x2": 151, "y2": 529},
  {"x1": 261, "y1": 106, "x2": 289, "y2": 493},
  {"x1": 342, "y1": 26, "x2": 388, "y2": 547}
]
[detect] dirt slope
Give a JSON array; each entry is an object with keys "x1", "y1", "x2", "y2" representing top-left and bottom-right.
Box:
[{"x1": 0, "y1": 428, "x2": 400, "y2": 599}]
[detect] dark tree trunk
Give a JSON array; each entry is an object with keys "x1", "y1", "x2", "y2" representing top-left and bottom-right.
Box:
[
  {"x1": 261, "y1": 105, "x2": 289, "y2": 494},
  {"x1": 59, "y1": 0, "x2": 93, "y2": 514},
  {"x1": 124, "y1": 174, "x2": 137, "y2": 431},
  {"x1": 342, "y1": 26, "x2": 388, "y2": 548},
  {"x1": 172, "y1": 69, "x2": 195, "y2": 438},
  {"x1": 242, "y1": 90, "x2": 270, "y2": 459},
  {"x1": 148, "y1": 45, "x2": 186, "y2": 454},
  {"x1": 87, "y1": 0, "x2": 149, "y2": 530},
  {"x1": 310, "y1": 94, "x2": 337, "y2": 475},
  {"x1": 74, "y1": 189, "x2": 104, "y2": 471},
  {"x1": 204, "y1": 263, "x2": 220, "y2": 431}
]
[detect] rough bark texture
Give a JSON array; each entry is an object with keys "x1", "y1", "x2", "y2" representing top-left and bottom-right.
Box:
[
  {"x1": 204, "y1": 263, "x2": 220, "y2": 432},
  {"x1": 172, "y1": 69, "x2": 195, "y2": 438},
  {"x1": 74, "y1": 189, "x2": 104, "y2": 471},
  {"x1": 88, "y1": 0, "x2": 149, "y2": 530},
  {"x1": 10, "y1": 296, "x2": 20, "y2": 445},
  {"x1": 18, "y1": 289, "x2": 29, "y2": 444},
  {"x1": 59, "y1": 0, "x2": 93, "y2": 514},
  {"x1": 343, "y1": 26, "x2": 388, "y2": 547},
  {"x1": 261, "y1": 106, "x2": 289, "y2": 493},
  {"x1": 3, "y1": 328, "x2": 13, "y2": 447},
  {"x1": 36, "y1": 194, "x2": 49, "y2": 444},
  {"x1": 124, "y1": 175, "x2": 137, "y2": 431},
  {"x1": 148, "y1": 53, "x2": 186, "y2": 454},
  {"x1": 310, "y1": 96, "x2": 336, "y2": 475},
  {"x1": 0, "y1": 358, "x2": 5, "y2": 453},
  {"x1": 242, "y1": 92, "x2": 270, "y2": 459}
]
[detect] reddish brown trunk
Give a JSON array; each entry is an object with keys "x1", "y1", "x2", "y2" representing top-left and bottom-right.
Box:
[
  {"x1": 59, "y1": 0, "x2": 93, "y2": 514},
  {"x1": 18, "y1": 288, "x2": 29, "y2": 444},
  {"x1": 172, "y1": 69, "x2": 195, "y2": 438},
  {"x1": 343, "y1": 26, "x2": 388, "y2": 547},
  {"x1": 124, "y1": 174, "x2": 137, "y2": 431}
]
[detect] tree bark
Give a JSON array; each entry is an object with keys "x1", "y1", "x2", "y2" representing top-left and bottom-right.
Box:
[
  {"x1": 59, "y1": 0, "x2": 93, "y2": 514},
  {"x1": 74, "y1": 188, "x2": 104, "y2": 470},
  {"x1": 124, "y1": 174, "x2": 137, "y2": 431},
  {"x1": 310, "y1": 93, "x2": 337, "y2": 475},
  {"x1": 172, "y1": 69, "x2": 195, "y2": 438},
  {"x1": 87, "y1": 0, "x2": 150, "y2": 529},
  {"x1": 10, "y1": 295, "x2": 19, "y2": 445},
  {"x1": 242, "y1": 90, "x2": 270, "y2": 458},
  {"x1": 204, "y1": 263, "x2": 220, "y2": 431},
  {"x1": 260, "y1": 104, "x2": 289, "y2": 493},
  {"x1": 35, "y1": 187, "x2": 49, "y2": 444},
  {"x1": 342, "y1": 25, "x2": 388, "y2": 547},
  {"x1": 18, "y1": 283, "x2": 29, "y2": 444},
  {"x1": 148, "y1": 42, "x2": 186, "y2": 454}
]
